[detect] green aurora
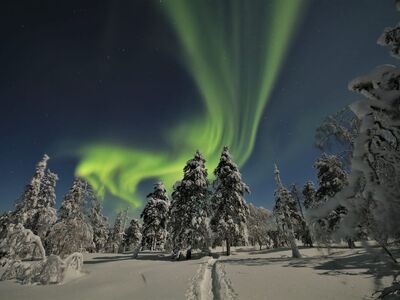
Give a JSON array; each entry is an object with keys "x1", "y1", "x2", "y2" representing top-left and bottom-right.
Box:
[{"x1": 75, "y1": 0, "x2": 307, "y2": 209}]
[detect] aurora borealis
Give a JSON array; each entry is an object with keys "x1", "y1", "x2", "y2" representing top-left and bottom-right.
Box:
[
  {"x1": 76, "y1": 0, "x2": 306, "y2": 208},
  {"x1": 1, "y1": 0, "x2": 398, "y2": 215}
]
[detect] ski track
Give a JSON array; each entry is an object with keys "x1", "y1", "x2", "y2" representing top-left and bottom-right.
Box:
[{"x1": 186, "y1": 257, "x2": 237, "y2": 300}]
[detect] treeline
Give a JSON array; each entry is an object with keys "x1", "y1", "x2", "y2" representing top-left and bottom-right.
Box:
[{"x1": 0, "y1": 146, "x2": 251, "y2": 262}]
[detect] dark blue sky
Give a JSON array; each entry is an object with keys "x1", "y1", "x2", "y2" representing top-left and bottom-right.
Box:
[{"x1": 0, "y1": 0, "x2": 398, "y2": 216}]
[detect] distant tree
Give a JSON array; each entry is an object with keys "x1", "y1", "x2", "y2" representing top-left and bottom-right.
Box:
[
  {"x1": 273, "y1": 164, "x2": 301, "y2": 258},
  {"x1": 169, "y1": 150, "x2": 210, "y2": 259},
  {"x1": 290, "y1": 184, "x2": 313, "y2": 247},
  {"x1": 247, "y1": 204, "x2": 271, "y2": 250},
  {"x1": 105, "y1": 209, "x2": 128, "y2": 253},
  {"x1": 86, "y1": 185, "x2": 109, "y2": 252},
  {"x1": 123, "y1": 219, "x2": 142, "y2": 255},
  {"x1": 210, "y1": 146, "x2": 249, "y2": 256},
  {"x1": 141, "y1": 182, "x2": 169, "y2": 251},
  {"x1": 46, "y1": 178, "x2": 94, "y2": 257}
]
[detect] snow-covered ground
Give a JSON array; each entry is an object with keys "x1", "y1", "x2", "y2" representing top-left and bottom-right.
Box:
[{"x1": 0, "y1": 247, "x2": 396, "y2": 300}]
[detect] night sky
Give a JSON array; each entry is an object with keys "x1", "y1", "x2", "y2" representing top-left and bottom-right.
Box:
[{"x1": 0, "y1": 0, "x2": 398, "y2": 217}]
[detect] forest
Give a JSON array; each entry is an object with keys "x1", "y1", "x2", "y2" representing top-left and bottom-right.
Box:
[{"x1": 1, "y1": 1, "x2": 400, "y2": 299}]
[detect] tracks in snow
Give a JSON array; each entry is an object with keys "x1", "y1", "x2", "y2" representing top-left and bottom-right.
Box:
[{"x1": 186, "y1": 257, "x2": 237, "y2": 300}]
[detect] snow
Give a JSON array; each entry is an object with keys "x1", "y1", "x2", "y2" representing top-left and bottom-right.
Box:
[
  {"x1": 0, "y1": 246, "x2": 395, "y2": 299},
  {"x1": 221, "y1": 247, "x2": 394, "y2": 300}
]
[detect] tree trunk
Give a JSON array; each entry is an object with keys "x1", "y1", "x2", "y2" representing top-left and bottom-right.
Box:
[
  {"x1": 288, "y1": 226, "x2": 301, "y2": 258},
  {"x1": 226, "y1": 239, "x2": 231, "y2": 256},
  {"x1": 347, "y1": 238, "x2": 355, "y2": 249},
  {"x1": 186, "y1": 248, "x2": 192, "y2": 260},
  {"x1": 379, "y1": 242, "x2": 398, "y2": 264}
]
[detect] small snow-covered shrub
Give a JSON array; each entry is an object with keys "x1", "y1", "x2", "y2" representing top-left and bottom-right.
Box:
[
  {"x1": 1, "y1": 252, "x2": 83, "y2": 285},
  {"x1": 0, "y1": 223, "x2": 45, "y2": 261}
]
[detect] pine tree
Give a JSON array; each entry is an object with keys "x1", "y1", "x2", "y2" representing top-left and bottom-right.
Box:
[
  {"x1": 210, "y1": 146, "x2": 249, "y2": 256},
  {"x1": 87, "y1": 185, "x2": 109, "y2": 252},
  {"x1": 46, "y1": 178, "x2": 94, "y2": 257},
  {"x1": 141, "y1": 182, "x2": 169, "y2": 251},
  {"x1": 169, "y1": 150, "x2": 210, "y2": 259},
  {"x1": 273, "y1": 164, "x2": 301, "y2": 258},
  {"x1": 123, "y1": 219, "x2": 142, "y2": 252}
]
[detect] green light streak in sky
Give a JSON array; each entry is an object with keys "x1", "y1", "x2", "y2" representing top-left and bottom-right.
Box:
[{"x1": 76, "y1": 0, "x2": 306, "y2": 208}]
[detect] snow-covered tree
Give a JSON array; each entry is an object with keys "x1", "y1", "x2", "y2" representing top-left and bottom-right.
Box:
[
  {"x1": 0, "y1": 223, "x2": 45, "y2": 262},
  {"x1": 290, "y1": 184, "x2": 313, "y2": 247},
  {"x1": 302, "y1": 181, "x2": 317, "y2": 209},
  {"x1": 169, "y1": 150, "x2": 210, "y2": 259},
  {"x1": 28, "y1": 169, "x2": 58, "y2": 240},
  {"x1": 272, "y1": 165, "x2": 301, "y2": 258},
  {"x1": 309, "y1": 154, "x2": 352, "y2": 246},
  {"x1": 0, "y1": 155, "x2": 58, "y2": 242},
  {"x1": 210, "y1": 146, "x2": 249, "y2": 256},
  {"x1": 308, "y1": 3, "x2": 400, "y2": 271},
  {"x1": 315, "y1": 154, "x2": 348, "y2": 201},
  {"x1": 339, "y1": 64, "x2": 400, "y2": 254},
  {"x1": 1, "y1": 252, "x2": 83, "y2": 285},
  {"x1": 378, "y1": 21, "x2": 400, "y2": 59},
  {"x1": 86, "y1": 185, "x2": 109, "y2": 252},
  {"x1": 315, "y1": 107, "x2": 360, "y2": 168},
  {"x1": 13, "y1": 155, "x2": 49, "y2": 226},
  {"x1": 123, "y1": 219, "x2": 142, "y2": 253},
  {"x1": 247, "y1": 204, "x2": 272, "y2": 250},
  {"x1": 8, "y1": 155, "x2": 59, "y2": 240},
  {"x1": 141, "y1": 182, "x2": 169, "y2": 251},
  {"x1": 46, "y1": 178, "x2": 94, "y2": 257},
  {"x1": 105, "y1": 209, "x2": 128, "y2": 253}
]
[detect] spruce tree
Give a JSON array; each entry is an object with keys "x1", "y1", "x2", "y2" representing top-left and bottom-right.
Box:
[
  {"x1": 5, "y1": 155, "x2": 58, "y2": 241},
  {"x1": 273, "y1": 164, "x2": 302, "y2": 258},
  {"x1": 169, "y1": 150, "x2": 210, "y2": 259},
  {"x1": 290, "y1": 184, "x2": 313, "y2": 247},
  {"x1": 46, "y1": 178, "x2": 94, "y2": 257},
  {"x1": 141, "y1": 182, "x2": 169, "y2": 251},
  {"x1": 210, "y1": 146, "x2": 249, "y2": 256},
  {"x1": 312, "y1": 154, "x2": 351, "y2": 245},
  {"x1": 13, "y1": 154, "x2": 49, "y2": 226},
  {"x1": 123, "y1": 219, "x2": 142, "y2": 252},
  {"x1": 302, "y1": 181, "x2": 317, "y2": 209},
  {"x1": 29, "y1": 169, "x2": 58, "y2": 240},
  {"x1": 247, "y1": 204, "x2": 271, "y2": 250},
  {"x1": 105, "y1": 209, "x2": 128, "y2": 253},
  {"x1": 87, "y1": 185, "x2": 109, "y2": 252}
]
